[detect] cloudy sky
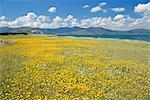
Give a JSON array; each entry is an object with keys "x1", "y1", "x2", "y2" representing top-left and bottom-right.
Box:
[{"x1": 0, "y1": 0, "x2": 150, "y2": 30}]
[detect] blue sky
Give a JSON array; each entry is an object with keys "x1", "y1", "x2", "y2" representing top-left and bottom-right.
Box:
[
  {"x1": 0, "y1": 0, "x2": 150, "y2": 30},
  {"x1": 1, "y1": 0, "x2": 149, "y2": 19}
]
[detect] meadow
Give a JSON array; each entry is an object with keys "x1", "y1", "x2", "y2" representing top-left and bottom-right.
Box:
[{"x1": 0, "y1": 36, "x2": 150, "y2": 99}]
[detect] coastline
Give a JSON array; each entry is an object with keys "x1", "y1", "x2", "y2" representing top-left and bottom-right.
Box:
[{"x1": 58, "y1": 35, "x2": 150, "y2": 43}]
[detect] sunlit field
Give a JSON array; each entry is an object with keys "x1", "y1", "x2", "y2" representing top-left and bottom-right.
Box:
[{"x1": 0, "y1": 36, "x2": 150, "y2": 99}]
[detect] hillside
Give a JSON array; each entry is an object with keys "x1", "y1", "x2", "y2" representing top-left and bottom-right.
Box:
[{"x1": 0, "y1": 27, "x2": 150, "y2": 35}]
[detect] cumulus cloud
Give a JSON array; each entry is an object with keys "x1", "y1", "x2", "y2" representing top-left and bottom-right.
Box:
[
  {"x1": 113, "y1": 14, "x2": 125, "y2": 20},
  {"x1": 132, "y1": 2, "x2": 150, "y2": 29},
  {"x1": 111, "y1": 7, "x2": 125, "y2": 12},
  {"x1": 90, "y1": 2, "x2": 107, "y2": 13},
  {"x1": 0, "y1": 16, "x2": 8, "y2": 27},
  {"x1": 48, "y1": 16, "x2": 63, "y2": 28},
  {"x1": 53, "y1": 16, "x2": 63, "y2": 22},
  {"x1": 64, "y1": 15, "x2": 79, "y2": 27},
  {"x1": 80, "y1": 17, "x2": 112, "y2": 28},
  {"x1": 48, "y1": 7, "x2": 56, "y2": 13},
  {"x1": 129, "y1": 14, "x2": 150, "y2": 29},
  {"x1": 48, "y1": 15, "x2": 79, "y2": 28},
  {"x1": 0, "y1": 16, "x2": 6, "y2": 21},
  {"x1": 90, "y1": 6, "x2": 103, "y2": 13},
  {"x1": 0, "y1": 9, "x2": 150, "y2": 30},
  {"x1": 134, "y1": 2, "x2": 150, "y2": 15},
  {"x1": 83, "y1": 5, "x2": 90, "y2": 8},
  {"x1": 99, "y1": 2, "x2": 107, "y2": 6},
  {"x1": 36, "y1": 15, "x2": 51, "y2": 23},
  {"x1": 80, "y1": 16, "x2": 128, "y2": 30},
  {"x1": 0, "y1": 12, "x2": 51, "y2": 28}
]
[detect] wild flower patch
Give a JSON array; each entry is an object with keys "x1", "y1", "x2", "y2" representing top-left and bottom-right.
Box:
[{"x1": 0, "y1": 36, "x2": 150, "y2": 99}]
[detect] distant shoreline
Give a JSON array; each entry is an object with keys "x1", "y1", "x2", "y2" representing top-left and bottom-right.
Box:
[
  {"x1": 57, "y1": 34, "x2": 150, "y2": 42},
  {"x1": 0, "y1": 34, "x2": 149, "y2": 42}
]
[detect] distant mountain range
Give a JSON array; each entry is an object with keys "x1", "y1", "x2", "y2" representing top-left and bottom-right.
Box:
[{"x1": 0, "y1": 27, "x2": 150, "y2": 35}]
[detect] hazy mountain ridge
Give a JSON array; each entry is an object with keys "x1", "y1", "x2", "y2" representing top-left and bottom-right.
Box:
[{"x1": 0, "y1": 27, "x2": 150, "y2": 35}]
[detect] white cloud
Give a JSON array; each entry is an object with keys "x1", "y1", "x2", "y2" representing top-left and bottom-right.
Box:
[
  {"x1": 134, "y1": 2, "x2": 150, "y2": 15},
  {"x1": 0, "y1": 16, "x2": 6, "y2": 21},
  {"x1": 36, "y1": 15, "x2": 51, "y2": 23},
  {"x1": 64, "y1": 15, "x2": 79, "y2": 27},
  {"x1": 0, "y1": 16, "x2": 8, "y2": 27},
  {"x1": 79, "y1": 13, "x2": 150, "y2": 30},
  {"x1": 103, "y1": 9, "x2": 107, "y2": 13},
  {"x1": 99, "y1": 2, "x2": 107, "y2": 6},
  {"x1": 48, "y1": 7, "x2": 56, "y2": 13},
  {"x1": 64, "y1": 15, "x2": 74, "y2": 22},
  {"x1": 0, "y1": 12, "x2": 52, "y2": 28},
  {"x1": 48, "y1": 15, "x2": 79, "y2": 28},
  {"x1": 53, "y1": 16, "x2": 63, "y2": 22},
  {"x1": 27, "y1": 12, "x2": 37, "y2": 19},
  {"x1": 132, "y1": 2, "x2": 150, "y2": 29},
  {"x1": 49, "y1": 16, "x2": 63, "y2": 28},
  {"x1": 83, "y1": 5, "x2": 90, "y2": 8},
  {"x1": 90, "y1": 2, "x2": 107, "y2": 13},
  {"x1": 10, "y1": 12, "x2": 38, "y2": 27},
  {"x1": 129, "y1": 15, "x2": 150, "y2": 29},
  {"x1": 80, "y1": 17, "x2": 112, "y2": 28},
  {"x1": 0, "y1": 9, "x2": 150, "y2": 30},
  {"x1": 113, "y1": 14, "x2": 125, "y2": 20},
  {"x1": 111, "y1": 7, "x2": 125, "y2": 12},
  {"x1": 90, "y1": 6, "x2": 102, "y2": 13}
]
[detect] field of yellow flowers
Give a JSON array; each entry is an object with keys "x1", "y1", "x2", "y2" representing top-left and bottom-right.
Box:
[{"x1": 0, "y1": 36, "x2": 150, "y2": 99}]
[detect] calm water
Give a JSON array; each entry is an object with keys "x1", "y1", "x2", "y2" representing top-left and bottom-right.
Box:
[{"x1": 58, "y1": 35, "x2": 150, "y2": 42}]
